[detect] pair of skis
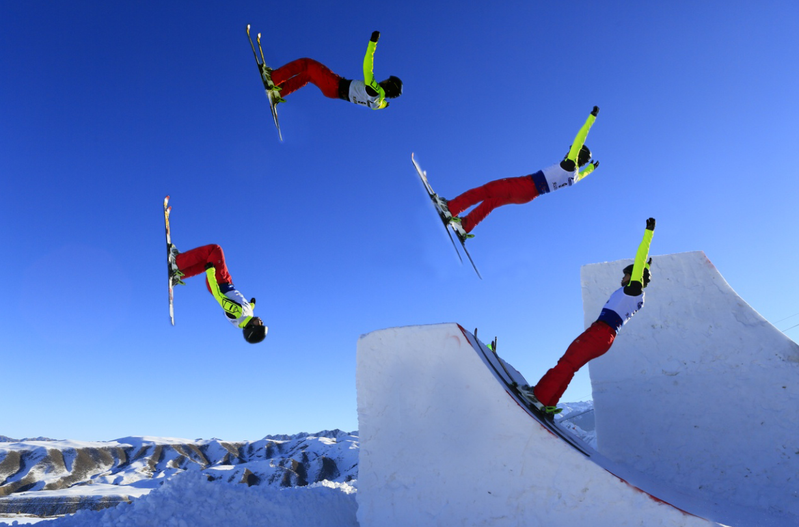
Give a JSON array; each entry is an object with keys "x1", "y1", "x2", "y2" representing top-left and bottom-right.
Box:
[
  {"x1": 246, "y1": 24, "x2": 283, "y2": 141},
  {"x1": 412, "y1": 153, "x2": 481, "y2": 278},
  {"x1": 164, "y1": 196, "x2": 175, "y2": 325},
  {"x1": 462, "y1": 325, "x2": 591, "y2": 456}
]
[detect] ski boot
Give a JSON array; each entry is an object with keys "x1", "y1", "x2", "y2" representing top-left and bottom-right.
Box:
[
  {"x1": 449, "y1": 217, "x2": 475, "y2": 241},
  {"x1": 433, "y1": 195, "x2": 452, "y2": 220},
  {"x1": 168, "y1": 244, "x2": 185, "y2": 286},
  {"x1": 271, "y1": 84, "x2": 286, "y2": 104},
  {"x1": 519, "y1": 385, "x2": 562, "y2": 417},
  {"x1": 260, "y1": 66, "x2": 286, "y2": 104}
]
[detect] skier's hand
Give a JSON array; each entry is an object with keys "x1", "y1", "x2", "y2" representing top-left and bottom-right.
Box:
[
  {"x1": 591, "y1": 106, "x2": 599, "y2": 116},
  {"x1": 205, "y1": 262, "x2": 215, "y2": 271},
  {"x1": 646, "y1": 218, "x2": 656, "y2": 230},
  {"x1": 371, "y1": 31, "x2": 380, "y2": 42},
  {"x1": 250, "y1": 297, "x2": 256, "y2": 307},
  {"x1": 592, "y1": 160, "x2": 600, "y2": 169}
]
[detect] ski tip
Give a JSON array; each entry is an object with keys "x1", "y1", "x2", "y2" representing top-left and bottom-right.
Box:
[
  {"x1": 246, "y1": 24, "x2": 250, "y2": 31},
  {"x1": 257, "y1": 32, "x2": 262, "y2": 39}
]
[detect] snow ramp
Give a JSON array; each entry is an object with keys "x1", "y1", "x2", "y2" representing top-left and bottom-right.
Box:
[
  {"x1": 585, "y1": 251, "x2": 799, "y2": 526},
  {"x1": 356, "y1": 323, "x2": 721, "y2": 527}
]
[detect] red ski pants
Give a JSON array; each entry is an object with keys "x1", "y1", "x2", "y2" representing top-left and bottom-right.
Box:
[
  {"x1": 175, "y1": 244, "x2": 233, "y2": 293},
  {"x1": 533, "y1": 321, "x2": 616, "y2": 407},
  {"x1": 446, "y1": 175, "x2": 539, "y2": 233},
  {"x1": 271, "y1": 58, "x2": 341, "y2": 99}
]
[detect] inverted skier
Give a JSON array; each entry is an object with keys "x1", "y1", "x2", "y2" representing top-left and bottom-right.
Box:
[
  {"x1": 169, "y1": 244, "x2": 267, "y2": 344},
  {"x1": 438, "y1": 106, "x2": 600, "y2": 239},
  {"x1": 524, "y1": 217, "x2": 656, "y2": 414},
  {"x1": 266, "y1": 31, "x2": 402, "y2": 110}
]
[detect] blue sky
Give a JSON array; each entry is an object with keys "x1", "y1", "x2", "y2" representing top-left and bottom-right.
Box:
[{"x1": 2, "y1": 1, "x2": 798, "y2": 441}]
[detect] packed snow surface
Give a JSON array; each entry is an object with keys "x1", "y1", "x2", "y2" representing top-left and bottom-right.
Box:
[{"x1": 32, "y1": 472, "x2": 357, "y2": 527}]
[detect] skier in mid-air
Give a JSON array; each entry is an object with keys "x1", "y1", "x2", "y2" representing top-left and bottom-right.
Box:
[
  {"x1": 266, "y1": 31, "x2": 402, "y2": 109},
  {"x1": 525, "y1": 217, "x2": 656, "y2": 414},
  {"x1": 438, "y1": 106, "x2": 600, "y2": 239},
  {"x1": 169, "y1": 244, "x2": 267, "y2": 344}
]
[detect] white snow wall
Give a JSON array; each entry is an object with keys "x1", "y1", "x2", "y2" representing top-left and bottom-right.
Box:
[
  {"x1": 584, "y1": 251, "x2": 799, "y2": 521},
  {"x1": 356, "y1": 323, "x2": 714, "y2": 527}
]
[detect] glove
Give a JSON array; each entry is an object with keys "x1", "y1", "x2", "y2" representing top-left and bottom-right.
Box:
[
  {"x1": 592, "y1": 160, "x2": 600, "y2": 169},
  {"x1": 646, "y1": 218, "x2": 656, "y2": 230},
  {"x1": 591, "y1": 106, "x2": 599, "y2": 116},
  {"x1": 250, "y1": 297, "x2": 256, "y2": 307},
  {"x1": 205, "y1": 262, "x2": 215, "y2": 270},
  {"x1": 371, "y1": 31, "x2": 380, "y2": 42}
]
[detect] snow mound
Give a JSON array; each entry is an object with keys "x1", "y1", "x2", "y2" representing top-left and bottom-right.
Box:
[{"x1": 31, "y1": 471, "x2": 357, "y2": 527}]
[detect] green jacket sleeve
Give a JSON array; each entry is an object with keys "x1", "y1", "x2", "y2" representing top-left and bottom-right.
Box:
[
  {"x1": 629, "y1": 228, "x2": 654, "y2": 287},
  {"x1": 363, "y1": 39, "x2": 386, "y2": 109},
  {"x1": 565, "y1": 112, "x2": 597, "y2": 164},
  {"x1": 206, "y1": 266, "x2": 243, "y2": 319},
  {"x1": 575, "y1": 163, "x2": 596, "y2": 182}
]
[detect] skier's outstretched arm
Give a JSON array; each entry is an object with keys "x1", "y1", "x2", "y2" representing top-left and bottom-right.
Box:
[
  {"x1": 575, "y1": 160, "x2": 599, "y2": 182},
  {"x1": 624, "y1": 218, "x2": 655, "y2": 295},
  {"x1": 363, "y1": 31, "x2": 387, "y2": 109},
  {"x1": 565, "y1": 106, "x2": 599, "y2": 165}
]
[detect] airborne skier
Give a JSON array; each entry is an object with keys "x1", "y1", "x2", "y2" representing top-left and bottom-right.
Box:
[
  {"x1": 265, "y1": 31, "x2": 402, "y2": 110},
  {"x1": 525, "y1": 218, "x2": 656, "y2": 414},
  {"x1": 438, "y1": 106, "x2": 601, "y2": 239},
  {"x1": 169, "y1": 244, "x2": 267, "y2": 344}
]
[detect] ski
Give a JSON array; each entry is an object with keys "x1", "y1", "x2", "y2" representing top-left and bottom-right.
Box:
[
  {"x1": 456, "y1": 233, "x2": 481, "y2": 279},
  {"x1": 460, "y1": 325, "x2": 591, "y2": 456},
  {"x1": 411, "y1": 153, "x2": 461, "y2": 263},
  {"x1": 164, "y1": 196, "x2": 174, "y2": 326},
  {"x1": 411, "y1": 153, "x2": 482, "y2": 278},
  {"x1": 246, "y1": 24, "x2": 283, "y2": 141}
]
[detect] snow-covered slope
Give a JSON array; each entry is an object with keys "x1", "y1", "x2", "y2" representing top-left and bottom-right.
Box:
[
  {"x1": 585, "y1": 251, "x2": 799, "y2": 525},
  {"x1": 31, "y1": 473, "x2": 357, "y2": 527},
  {"x1": 356, "y1": 323, "x2": 719, "y2": 527}
]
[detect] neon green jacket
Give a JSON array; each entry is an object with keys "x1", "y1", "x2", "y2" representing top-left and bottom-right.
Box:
[
  {"x1": 596, "y1": 222, "x2": 654, "y2": 331},
  {"x1": 362, "y1": 39, "x2": 387, "y2": 110},
  {"x1": 569, "y1": 112, "x2": 597, "y2": 182},
  {"x1": 205, "y1": 266, "x2": 254, "y2": 329},
  {"x1": 628, "y1": 227, "x2": 654, "y2": 291},
  {"x1": 566, "y1": 113, "x2": 596, "y2": 165}
]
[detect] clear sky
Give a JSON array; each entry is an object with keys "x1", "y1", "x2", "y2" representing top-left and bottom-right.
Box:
[{"x1": 2, "y1": 1, "x2": 798, "y2": 441}]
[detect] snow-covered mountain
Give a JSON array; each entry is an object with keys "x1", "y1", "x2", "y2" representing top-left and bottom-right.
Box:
[{"x1": 0, "y1": 430, "x2": 358, "y2": 522}]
